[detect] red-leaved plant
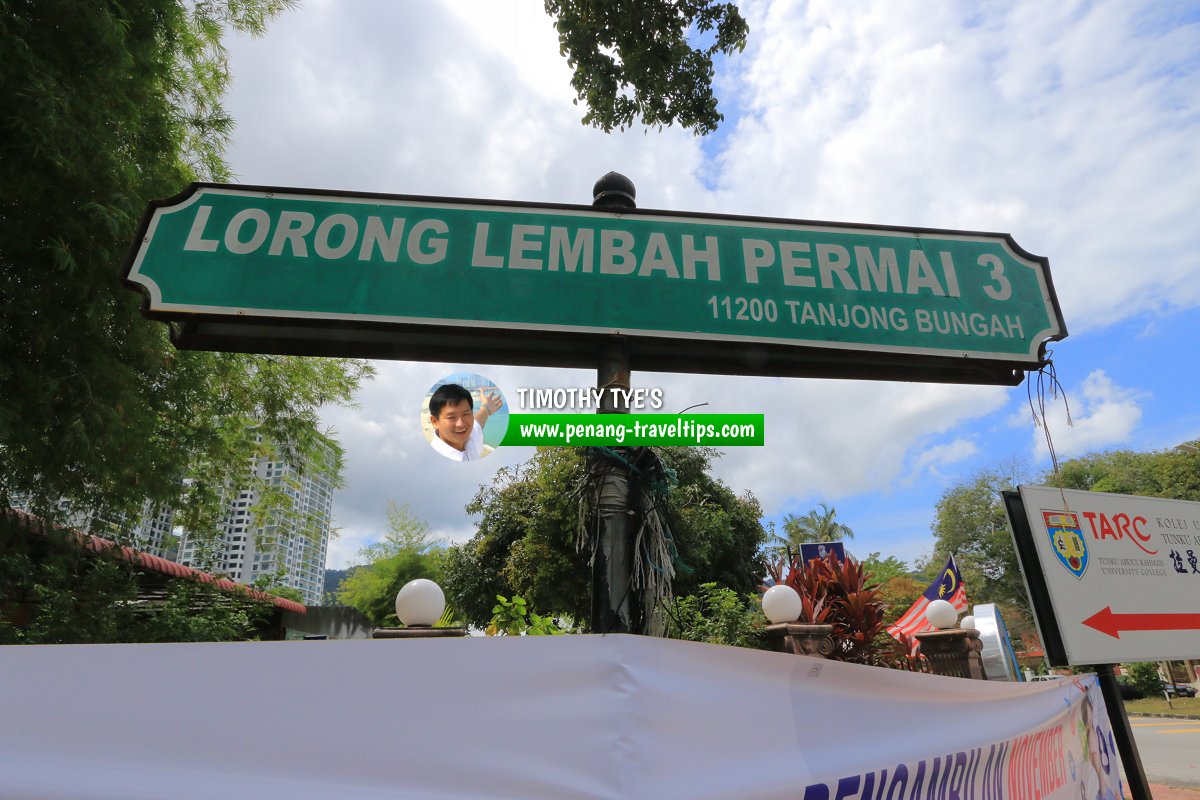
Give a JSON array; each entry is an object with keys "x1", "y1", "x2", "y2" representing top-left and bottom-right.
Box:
[
  {"x1": 887, "y1": 630, "x2": 927, "y2": 672},
  {"x1": 767, "y1": 550, "x2": 925, "y2": 670}
]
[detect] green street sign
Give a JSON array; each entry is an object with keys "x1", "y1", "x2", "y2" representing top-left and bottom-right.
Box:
[{"x1": 124, "y1": 184, "x2": 1066, "y2": 383}]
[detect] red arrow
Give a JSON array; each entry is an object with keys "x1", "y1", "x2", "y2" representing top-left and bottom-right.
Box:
[{"x1": 1082, "y1": 606, "x2": 1200, "y2": 639}]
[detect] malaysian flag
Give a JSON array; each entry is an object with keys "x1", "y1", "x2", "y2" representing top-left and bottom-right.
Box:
[{"x1": 887, "y1": 555, "x2": 968, "y2": 644}]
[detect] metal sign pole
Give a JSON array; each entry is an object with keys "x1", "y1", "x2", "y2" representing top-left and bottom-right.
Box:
[
  {"x1": 590, "y1": 173, "x2": 637, "y2": 635},
  {"x1": 1095, "y1": 663, "x2": 1153, "y2": 800}
]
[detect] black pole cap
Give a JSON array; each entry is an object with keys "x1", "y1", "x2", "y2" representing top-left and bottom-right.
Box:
[{"x1": 592, "y1": 172, "x2": 636, "y2": 209}]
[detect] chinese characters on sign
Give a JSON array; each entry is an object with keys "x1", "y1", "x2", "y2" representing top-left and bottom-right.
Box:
[{"x1": 1009, "y1": 486, "x2": 1200, "y2": 665}]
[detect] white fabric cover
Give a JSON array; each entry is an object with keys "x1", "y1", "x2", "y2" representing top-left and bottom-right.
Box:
[{"x1": 0, "y1": 634, "x2": 1121, "y2": 799}]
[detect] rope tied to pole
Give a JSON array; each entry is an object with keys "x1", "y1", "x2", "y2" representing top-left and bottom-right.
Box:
[{"x1": 577, "y1": 446, "x2": 688, "y2": 634}]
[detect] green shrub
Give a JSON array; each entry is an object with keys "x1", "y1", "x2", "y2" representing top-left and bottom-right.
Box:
[
  {"x1": 663, "y1": 582, "x2": 769, "y2": 650},
  {"x1": 486, "y1": 595, "x2": 565, "y2": 636},
  {"x1": 1123, "y1": 662, "x2": 1162, "y2": 697}
]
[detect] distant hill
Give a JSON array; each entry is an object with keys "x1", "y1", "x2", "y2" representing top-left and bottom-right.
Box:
[{"x1": 322, "y1": 566, "x2": 359, "y2": 602}]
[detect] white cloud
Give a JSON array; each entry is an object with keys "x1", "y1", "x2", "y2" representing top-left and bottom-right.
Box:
[
  {"x1": 620, "y1": 372, "x2": 1008, "y2": 512},
  {"x1": 1020, "y1": 369, "x2": 1143, "y2": 459},
  {"x1": 720, "y1": 1, "x2": 1200, "y2": 328},
  {"x1": 911, "y1": 437, "x2": 979, "y2": 475},
  {"x1": 222, "y1": 1, "x2": 713, "y2": 209}
]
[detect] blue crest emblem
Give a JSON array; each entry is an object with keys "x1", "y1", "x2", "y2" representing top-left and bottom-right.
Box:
[{"x1": 1043, "y1": 511, "x2": 1088, "y2": 580}]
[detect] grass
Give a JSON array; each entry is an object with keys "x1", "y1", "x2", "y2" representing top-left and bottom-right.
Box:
[{"x1": 1124, "y1": 695, "x2": 1200, "y2": 717}]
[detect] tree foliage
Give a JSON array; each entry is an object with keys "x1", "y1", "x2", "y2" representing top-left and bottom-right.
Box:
[
  {"x1": 876, "y1": 575, "x2": 927, "y2": 628},
  {"x1": 926, "y1": 463, "x2": 1034, "y2": 618},
  {"x1": 1122, "y1": 662, "x2": 1162, "y2": 698},
  {"x1": 777, "y1": 503, "x2": 855, "y2": 550},
  {"x1": 338, "y1": 550, "x2": 446, "y2": 627},
  {"x1": 442, "y1": 447, "x2": 767, "y2": 630},
  {"x1": 1056, "y1": 443, "x2": 1200, "y2": 501},
  {"x1": 443, "y1": 448, "x2": 592, "y2": 628},
  {"x1": 545, "y1": 0, "x2": 749, "y2": 134},
  {"x1": 358, "y1": 501, "x2": 445, "y2": 562},
  {"x1": 0, "y1": 0, "x2": 370, "y2": 538},
  {"x1": 662, "y1": 583, "x2": 768, "y2": 650},
  {"x1": 0, "y1": 516, "x2": 279, "y2": 644},
  {"x1": 859, "y1": 552, "x2": 908, "y2": 584},
  {"x1": 337, "y1": 502, "x2": 446, "y2": 627},
  {"x1": 486, "y1": 595, "x2": 565, "y2": 636},
  {"x1": 267, "y1": 585, "x2": 305, "y2": 603},
  {"x1": 856, "y1": 553, "x2": 925, "y2": 627}
]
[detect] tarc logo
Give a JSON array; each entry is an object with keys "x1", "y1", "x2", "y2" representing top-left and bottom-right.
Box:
[{"x1": 1043, "y1": 511, "x2": 1089, "y2": 579}]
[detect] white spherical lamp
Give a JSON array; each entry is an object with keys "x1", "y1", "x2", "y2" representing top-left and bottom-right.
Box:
[
  {"x1": 925, "y1": 599, "x2": 958, "y2": 630},
  {"x1": 960, "y1": 615, "x2": 976, "y2": 631},
  {"x1": 395, "y1": 579, "x2": 445, "y2": 627},
  {"x1": 761, "y1": 584, "x2": 804, "y2": 624}
]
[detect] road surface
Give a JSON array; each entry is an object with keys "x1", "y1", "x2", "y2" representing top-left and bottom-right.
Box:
[{"x1": 1128, "y1": 716, "x2": 1200, "y2": 789}]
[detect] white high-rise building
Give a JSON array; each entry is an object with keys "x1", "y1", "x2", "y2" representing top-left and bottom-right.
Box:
[
  {"x1": 125, "y1": 503, "x2": 178, "y2": 560},
  {"x1": 176, "y1": 442, "x2": 334, "y2": 606}
]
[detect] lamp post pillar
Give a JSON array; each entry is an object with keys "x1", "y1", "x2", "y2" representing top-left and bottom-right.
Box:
[
  {"x1": 589, "y1": 172, "x2": 638, "y2": 635},
  {"x1": 764, "y1": 623, "x2": 836, "y2": 658},
  {"x1": 915, "y1": 628, "x2": 988, "y2": 679}
]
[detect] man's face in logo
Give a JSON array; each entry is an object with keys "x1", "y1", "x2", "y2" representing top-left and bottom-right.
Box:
[{"x1": 431, "y1": 399, "x2": 473, "y2": 452}]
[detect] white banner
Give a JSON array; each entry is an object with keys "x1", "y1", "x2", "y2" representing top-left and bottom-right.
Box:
[{"x1": 0, "y1": 635, "x2": 1121, "y2": 799}]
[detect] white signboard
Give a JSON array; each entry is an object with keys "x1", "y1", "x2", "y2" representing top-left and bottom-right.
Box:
[{"x1": 1013, "y1": 485, "x2": 1200, "y2": 665}]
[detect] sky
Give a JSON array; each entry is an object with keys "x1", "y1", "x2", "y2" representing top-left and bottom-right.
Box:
[{"x1": 217, "y1": 0, "x2": 1200, "y2": 576}]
